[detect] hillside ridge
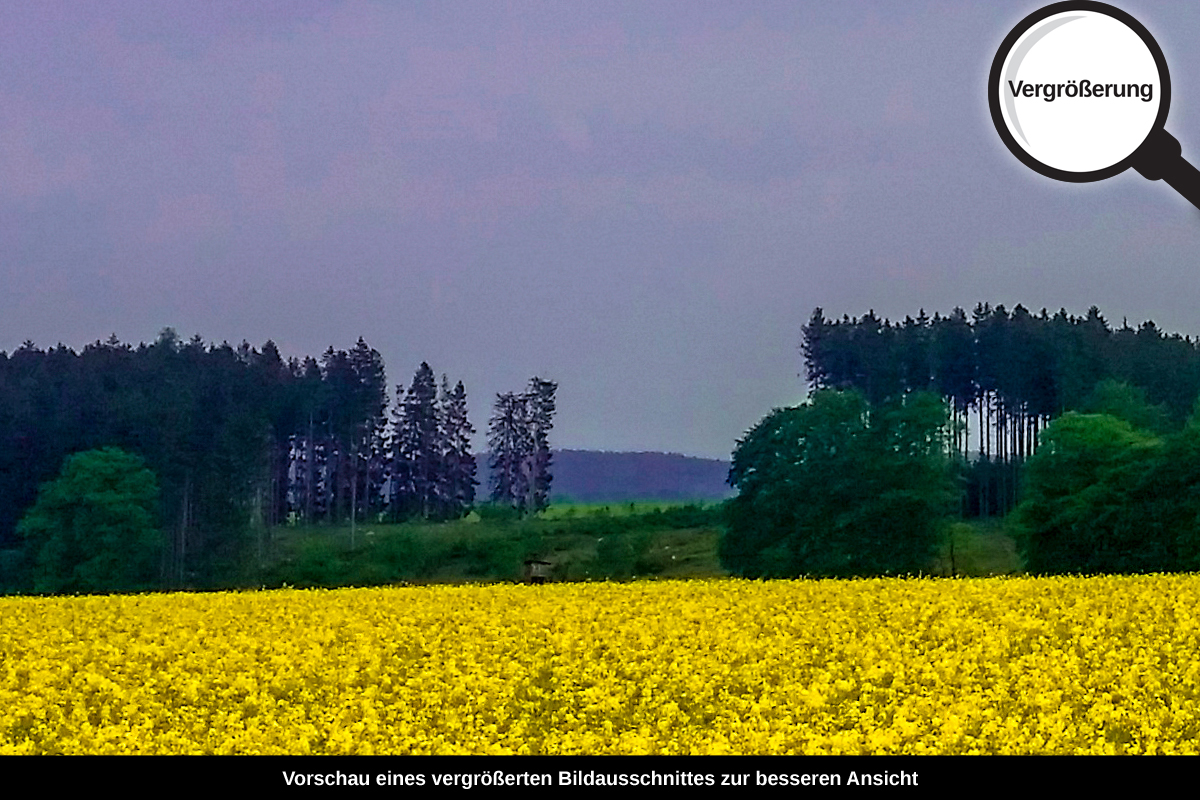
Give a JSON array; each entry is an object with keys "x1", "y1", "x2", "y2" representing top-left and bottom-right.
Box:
[{"x1": 475, "y1": 449, "x2": 733, "y2": 503}]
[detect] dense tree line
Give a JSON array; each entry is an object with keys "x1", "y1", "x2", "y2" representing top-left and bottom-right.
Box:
[
  {"x1": 724, "y1": 364, "x2": 1200, "y2": 579},
  {"x1": 0, "y1": 331, "x2": 279, "y2": 588},
  {"x1": 802, "y1": 304, "x2": 1200, "y2": 514},
  {"x1": 488, "y1": 378, "x2": 557, "y2": 517},
  {"x1": 0, "y1": 331, "x2": 481, "y2": 590},
  {"x1": 717, "y1": 302, "x2": 1200, "y2": 579},
  {"x1": 387, "y1": 364, "x2": 478, "y2": 523}
]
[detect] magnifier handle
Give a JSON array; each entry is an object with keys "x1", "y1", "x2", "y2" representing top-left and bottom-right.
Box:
[{"x1": 1132, "y1": 129, "x2": 1200, "y2": 211}]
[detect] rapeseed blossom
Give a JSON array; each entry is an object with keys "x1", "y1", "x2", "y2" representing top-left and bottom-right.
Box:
[{"x1": 1, "y1": 576, "x2": 1198, "y2": 754}]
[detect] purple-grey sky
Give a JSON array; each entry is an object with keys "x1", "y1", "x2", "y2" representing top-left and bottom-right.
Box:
[{"x1": 5, "y1": 1, "x2": 1200, "y2": 459}]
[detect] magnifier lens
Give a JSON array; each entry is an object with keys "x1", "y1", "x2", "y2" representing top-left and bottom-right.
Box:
[{"x1": 993, "y1": 6, "x2": 1167, "y2": 180}]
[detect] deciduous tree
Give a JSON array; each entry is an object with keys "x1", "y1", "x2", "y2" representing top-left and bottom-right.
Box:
[
  {"x1": 722, "y1": 389, "x2": 955, "y2": 578},
  {"x1": 18, "y1": 447, "x2": 162, "y2": 593}
]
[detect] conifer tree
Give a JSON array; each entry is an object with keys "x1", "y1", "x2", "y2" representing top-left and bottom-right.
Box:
[
  {"x1": 295, "y1": 356, "x2": 324, "y2": 524},
  {"x1": 487, "y1": 377, "x2": 556, "y2": 516},
  {"x1": 438, "y1": 376, "x2": 477, "y2": 519},
  {"x1": 524, "y1": 377, "x2": 557, "y2": 514},
  {"x1": 488, "y1": 391, "x2": 529, "y2": 511},
  {"x1": 802, "y1": 308, "x2": 833, "y2": 389},
  {"x1": 348, "y1": 338, "x2": 389, "y2": 523},
  {"x1": 391, "y1": 363, "x2": 440, "y2": 520}
]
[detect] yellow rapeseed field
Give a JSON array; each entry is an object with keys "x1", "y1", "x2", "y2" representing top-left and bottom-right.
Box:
[{"x1": 2, "y1": 576, "x2": 1199, "y2": 754}]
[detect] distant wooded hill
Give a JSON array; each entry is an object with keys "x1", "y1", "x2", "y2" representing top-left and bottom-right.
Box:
[{"x1": 477, "y1": 450, "x2": 733, "y2": 504}]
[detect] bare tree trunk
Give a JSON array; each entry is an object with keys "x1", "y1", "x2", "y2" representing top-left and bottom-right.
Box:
[
  {"x1": 178, "y1": 472, "x2": 191, "y2": 587},
  {"x1": 256, "y1": 485, "x2": 265, "y2": 570},
  {"x1": 305, "y1": 413, "x2": 315, "y2": 524},
  {"x1": 351, "y1": 448, "x2": 358, "y2": 549}
]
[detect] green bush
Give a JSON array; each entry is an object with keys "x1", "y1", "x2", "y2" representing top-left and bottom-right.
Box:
[
  {"x1": 0, "y1": 548, "x2": 28, "y2": 594},
  {"x1": 1012, "y1": 411, "x2": 1200, "y2": 575},
  {"x1": 373, "y1": 532, "x2": 444, "y2": 580},
  {"x1": 463, "y1": 537, "x2": 522, "y2": 579},
  {"x1": 18, "y1": 447, "x2": 163, "y2": 594},
  {"x1": 289, "y1": 537, "x2": 348, "y2": 587},
  {"x1": 1014, "y1": 412, "x2": 1171, "y2": 574},
  {"x1": 592, "y1": 530, "x2": 655, "y2": 580},
  {"x1": 642, "y1": 503, "x2": 723, "y2": 529},
  {"x1": 275, "y1": 529, "x2": 452, "y2": 587},
  {"x1": 476, "y1": 504, "x2": 520, "y2": 524}
]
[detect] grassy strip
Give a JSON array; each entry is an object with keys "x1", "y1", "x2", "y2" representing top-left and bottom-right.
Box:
[
  {"x1": 262, "y1": 503, "x2": 729, "y2": 587},
  {"x1": 261, "y1": 504, "x2": 1022, "y2": 588}
]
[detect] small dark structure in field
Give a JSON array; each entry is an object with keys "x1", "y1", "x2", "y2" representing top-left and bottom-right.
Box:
[{"x1": 523, "y1": 558, "x2": 552, "y2": 584}]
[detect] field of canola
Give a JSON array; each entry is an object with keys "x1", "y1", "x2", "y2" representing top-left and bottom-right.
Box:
[{"x1": 2, "y1": 576, "x2": 1200, "y2": 754}]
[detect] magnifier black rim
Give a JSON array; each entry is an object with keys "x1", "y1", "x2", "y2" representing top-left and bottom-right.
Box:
[{"x1": 989, "y1": 0, "x2": 1171, "y2": 183}]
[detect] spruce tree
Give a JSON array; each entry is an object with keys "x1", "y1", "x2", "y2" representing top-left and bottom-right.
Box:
[
  {"x1": 801, "y1": 308, "x2": 833, "y2": 389},
  {"x1": 348, "y1": 338, "x2": 388, "y2": 522},
  {"x1": 487, "y1": 377, "x2": 556, "y2": 516},
  {"x1": 387, "y1": 383, "x2": 410, "y2": 519},
  {"x1": 524, "y1": 377, "x2": 557, "y2": 514},
  {"x1": 488, "y1": 391, "x2": 531, "y2": 512},
  {"x1": 438, "y1": 377, "x2": 477, "y2": 519},
  {"x1": 392, "y1": 363, "x2": 440, "y2": 520}
]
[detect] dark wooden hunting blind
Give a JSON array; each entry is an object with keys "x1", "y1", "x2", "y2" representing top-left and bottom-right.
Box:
[{"x1": 523, "y1": 558, "x2": 552, "y2": 584}]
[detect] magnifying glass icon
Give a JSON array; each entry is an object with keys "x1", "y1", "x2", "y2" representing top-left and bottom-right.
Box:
[{"x1": 989, "y1": 1, "x2": 1200, "y2": 209}]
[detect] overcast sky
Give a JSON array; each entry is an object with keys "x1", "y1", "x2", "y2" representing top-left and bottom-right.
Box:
[{"x1": 4, "y1": 1, "x2": 1200, "y2": 459}]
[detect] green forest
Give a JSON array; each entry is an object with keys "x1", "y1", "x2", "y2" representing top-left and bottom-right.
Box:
[
  {"x1": 722, "y1": 303, "x2": 1200, "y2": 578},
  {"x1": 0, "y1": 329, "x2": 555, "y2": 593},
  {"x1": 6, "y1": 302, "x2": 1200, "y2": 594}
]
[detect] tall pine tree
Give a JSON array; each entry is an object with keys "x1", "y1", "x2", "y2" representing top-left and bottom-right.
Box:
[
  {"x1": 487, "y1": 377, "x2": 556, "y2": 516},
  {"x1": 391, "y1": 363, "x2": 440, "y2": 520},
  {"x1": 438, "y1": 376, "x2": 478, "y2": 519},
  {"x1": 488, "y1": 391, "x2": 530, "y2": 512},
  {"x1": 348, "y1": 338, "x2": 389, "y2": 525},
  {"x1": 524, "y1": 377, "x2": 557, "y2": 515}
]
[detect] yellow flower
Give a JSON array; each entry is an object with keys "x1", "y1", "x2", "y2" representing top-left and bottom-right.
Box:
[{"x1": 2, "y1": 576, "x2": 1199, "y2": 753}]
